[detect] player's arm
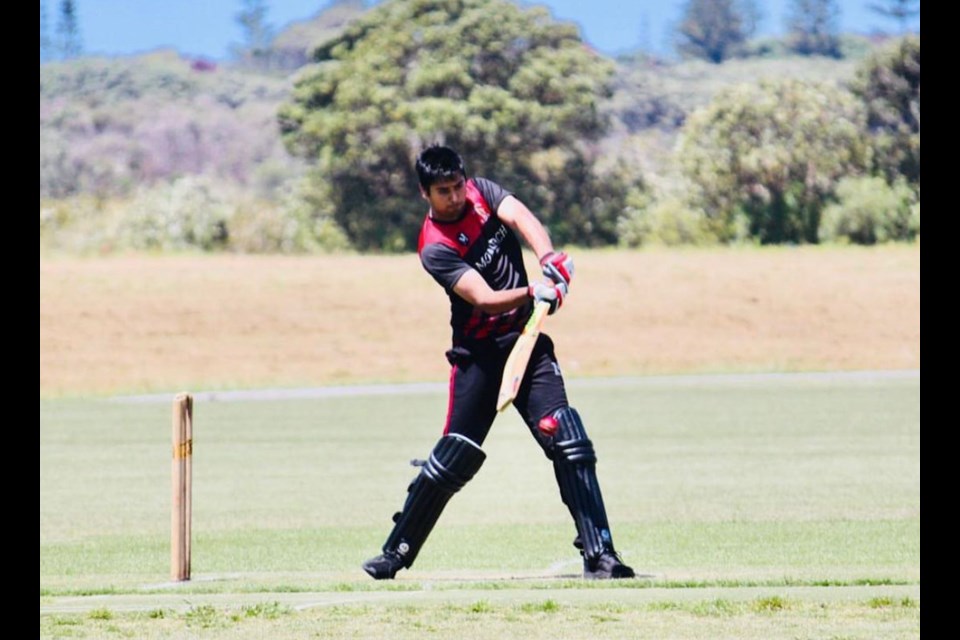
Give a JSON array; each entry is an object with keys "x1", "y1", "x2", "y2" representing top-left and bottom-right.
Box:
[
  {"x1": 452, "y1": 270, "x2": 530, "y2": 314},
  {"x1": 424, "y1": 242, "x2": 539, "y2": 314},
  {"x1": 496, "y1": 195, "x2": 554, "y2": 262},
  {"x1": 454, "y1": 270, "x2": 564, "y2": 315},
  {"x1": 497, "y1": 195, "x2": 575, "y2": 289}
]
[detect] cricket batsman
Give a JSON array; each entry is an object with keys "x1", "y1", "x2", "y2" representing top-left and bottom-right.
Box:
[{"x1": 362, "y1": 145, "x2": 635, "y2": 580}]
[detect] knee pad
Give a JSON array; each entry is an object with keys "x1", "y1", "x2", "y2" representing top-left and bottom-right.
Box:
[
  {"x1": 421, "y1": 433, "x2": 486, "y2": 493},
  {"x1": 552, "y1": 406, "x2": 597, "y2": 465}
]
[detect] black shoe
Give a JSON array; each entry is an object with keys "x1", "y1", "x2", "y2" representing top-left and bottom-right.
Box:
[
  {"x1": 362, "y1": 551, "x2": 405, "y2": 580},
  {"x1": 584, "y1": 550, "x2": 635, "y2": 579}
]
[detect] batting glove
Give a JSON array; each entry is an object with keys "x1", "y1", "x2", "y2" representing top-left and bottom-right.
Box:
[
  {"x1": 540, "y1": 251, "x2": 574, "y2": 288},
  {"x1": 528, "y1": 280, "x2": 568, "y2": 315}
]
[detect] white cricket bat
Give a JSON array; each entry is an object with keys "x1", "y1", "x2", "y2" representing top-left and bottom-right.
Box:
[{"x1": 496, "y1": 300, "x2": 551, "y2": 412}]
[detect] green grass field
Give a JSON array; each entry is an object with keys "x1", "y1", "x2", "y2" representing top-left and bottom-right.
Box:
[{"x1": 40, "y1": 372, "x2": 920, "y2": 639}]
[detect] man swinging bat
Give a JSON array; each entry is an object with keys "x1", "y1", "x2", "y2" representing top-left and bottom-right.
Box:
[{"x1": 362, "y1": 145, "x2": 635, "y2": 580}]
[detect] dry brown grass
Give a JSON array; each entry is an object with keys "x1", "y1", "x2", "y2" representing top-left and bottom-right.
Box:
[{"x1": 39, "y1": 245, "x2": 920, "y2": 398}]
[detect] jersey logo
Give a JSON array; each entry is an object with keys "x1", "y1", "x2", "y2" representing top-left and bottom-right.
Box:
[
  {"x1": 473, "y1": 201, "x2": 490, "y2": 223},
  {"x1": 474, "y1": 223, "x2": 509, "y2": 271},
  {"x1": 457, "y1": 232, "x2": 469, "y2": 246},
  {"x1": 465, "y1": 181, "x2": 490, "y2": 224}
]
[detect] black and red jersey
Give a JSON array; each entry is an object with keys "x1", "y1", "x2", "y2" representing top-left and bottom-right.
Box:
[{"x1": 418, "y1": 177, "x2": 532, "y2": 347}]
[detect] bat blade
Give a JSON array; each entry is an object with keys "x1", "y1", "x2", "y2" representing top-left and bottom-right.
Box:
[{"x1": 496, "y1": 301, "x2": 551, "y2": 412}]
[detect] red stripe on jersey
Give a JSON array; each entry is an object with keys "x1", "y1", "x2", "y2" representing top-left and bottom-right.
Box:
[
  {"x1": 463, "y1": 307, "x2": 522, "y2": 339},
  {"x1": 443, "y1": 364, "x2": 457, "y2": 435}
]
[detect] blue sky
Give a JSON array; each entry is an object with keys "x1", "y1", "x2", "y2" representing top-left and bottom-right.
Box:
[{"x1": 56, "y1": 0, "x2": 920, "y2": 60}]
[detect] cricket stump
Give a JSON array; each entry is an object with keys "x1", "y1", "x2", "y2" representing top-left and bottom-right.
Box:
[{"x1": 171, "y1": 393, "x2": 193, "y2": 581}]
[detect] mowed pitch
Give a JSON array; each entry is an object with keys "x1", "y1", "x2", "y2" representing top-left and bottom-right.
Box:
[{"x1": 39, "y1": 245, "x2": 920, "y2": 397}]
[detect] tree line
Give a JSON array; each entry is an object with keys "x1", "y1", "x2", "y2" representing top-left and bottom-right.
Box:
[
  {"x1": 40, "y1": 0, "x2": 920, "y2": 252},
  {"x1": 278, "y1": 0, "x2": 919, "y2": 248}
]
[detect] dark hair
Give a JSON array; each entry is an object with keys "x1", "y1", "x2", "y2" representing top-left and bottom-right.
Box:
[{"x1": 416, "y1": 145, "x2": 466, "y2": 191}]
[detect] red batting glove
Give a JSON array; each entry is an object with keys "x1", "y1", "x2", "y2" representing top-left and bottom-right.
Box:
[{"x1": 540, "y1": 251, "x2": 574, "y2": 288}]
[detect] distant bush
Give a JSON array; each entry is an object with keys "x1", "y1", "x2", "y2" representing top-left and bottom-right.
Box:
[
  {"x1": 617, "y1": 195, "x2": 719, "y2": 248},
  {"x1": 113, "y1": 177, "x2": 234, "y2": 251},
  {"x1": 227, "y1": 176, "x2": 351, "y2": 253},
  {"x1": 41, "y1": 175, "x2": 352, "y2": 254},
  {"x1": 819, "y1": 176, "x2": 919, "y2": 244},
  {"x1": 40, "y1": 195, "x2": 117, "y2": 253},
  {"x1": 678, "y1": 79, "x2": 870, "y2": 244}
]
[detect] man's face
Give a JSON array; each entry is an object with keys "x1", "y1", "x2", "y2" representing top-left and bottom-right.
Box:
[{"x1": 422, "y1": 176, "x2": 466, "y2": 220}]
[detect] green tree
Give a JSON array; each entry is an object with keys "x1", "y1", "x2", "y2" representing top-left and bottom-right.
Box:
[
  {"x1": 278, "y1": 0, "x2": 622, "y2": 251},
  {"x1": 677, "y1": 79, "x2": 871, "y2": 244},
  {"x1": 676, "y1": 0, "x2": 755, "y2": 63},
  {"x1": 786, "y1": 0, "x2": 842, "y2": 58},
  {"x1": 55, "y1": 0, "x2": 82, "y2": 59},
  {"x1": 848, "y1": 35, "x2": 920, "y2": 186},
  {"x1": 868, "y1": 0, "x2": 920, "y2": 34},
  {"x1": 234, "y1": 0, "x2": 275, "y2": 67}
]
